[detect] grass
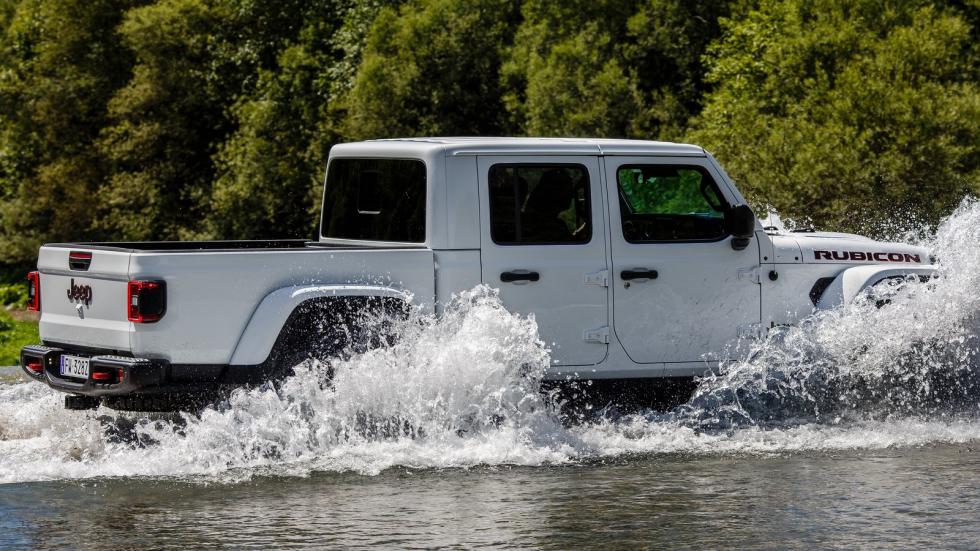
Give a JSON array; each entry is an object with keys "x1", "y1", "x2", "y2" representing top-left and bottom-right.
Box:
[{"x1": 0, "y1": 307, "x2": 39, "y2": 366}]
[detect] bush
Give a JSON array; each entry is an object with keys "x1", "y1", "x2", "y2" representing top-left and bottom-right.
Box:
[
  {"x1": 0, "y1": 308, "x2": 38, "y2": 365},
  {"x1": 0, "y1": 283, "x2": 26, "y2": 308}
]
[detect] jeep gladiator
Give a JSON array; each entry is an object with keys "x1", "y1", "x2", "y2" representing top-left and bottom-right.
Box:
[{"x1": 20, "y1": 138, "x2": 934, "y2": 410}]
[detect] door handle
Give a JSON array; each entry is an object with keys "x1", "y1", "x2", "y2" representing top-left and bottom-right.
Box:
[
  {"x1": 621, "y1": 269, "x2": 658, "y2": 281},
  {"x1": 500, "y1": 270, "x2": 540, "y2": 283}
]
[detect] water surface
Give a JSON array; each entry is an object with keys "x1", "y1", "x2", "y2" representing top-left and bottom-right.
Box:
[{"x1": 3, "y1": 445, "x2": 979, "y2": 549}]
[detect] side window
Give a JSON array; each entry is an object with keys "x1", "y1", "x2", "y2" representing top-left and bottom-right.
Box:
[
  {"x1": 617, "y1": 165, "x2": 728, "y2": 242},
  {"x1": 489, "y1": 164, "x2": 591, "y2": 245},
  {"x1": 321, "y1": 158, "x2": 426, "y2": 242}
]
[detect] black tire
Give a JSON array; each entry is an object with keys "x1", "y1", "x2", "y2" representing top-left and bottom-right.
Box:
[{"x1": 267, "y1": 296, "x2": 409, "y2": 379}]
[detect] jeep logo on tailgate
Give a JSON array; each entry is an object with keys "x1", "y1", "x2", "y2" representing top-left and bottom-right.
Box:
[{"x1": 67, "y1": 279, "x2": 93, "y2": 306}]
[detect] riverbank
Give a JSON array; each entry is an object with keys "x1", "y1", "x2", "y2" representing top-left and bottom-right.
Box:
[{"x1": 0, "y1": 308, "x2": 38, "y2": 366}]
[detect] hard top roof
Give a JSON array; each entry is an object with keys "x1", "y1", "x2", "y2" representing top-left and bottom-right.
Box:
[{"x1": 330, "y1": 137, "x2": 706, "y2": 157}]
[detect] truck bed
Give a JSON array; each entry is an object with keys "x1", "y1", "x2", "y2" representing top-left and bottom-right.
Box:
[
  {"x1": 35, "y1": 242, "x2": 436, "y2": 366},
  {"x1": 43, "y1": 239, "x2": 420, "y2": 252}
]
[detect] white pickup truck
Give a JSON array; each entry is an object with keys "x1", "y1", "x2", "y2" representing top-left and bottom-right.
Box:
[{"x1": 20, "y1": 138, "x2": 934, "y2": 410}]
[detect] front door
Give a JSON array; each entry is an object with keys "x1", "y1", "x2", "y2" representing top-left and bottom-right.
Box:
[
  {"x1": 604, "y1": 156, "x2": 762, "y2": 367},
  {"x1": 478, "y1": 155, "x2": 609, "y2": 367}
]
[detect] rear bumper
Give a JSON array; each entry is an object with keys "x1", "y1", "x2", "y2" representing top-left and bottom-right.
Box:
[{"x1": 19, "y1": 344, "x2": 226, "y2": 397}]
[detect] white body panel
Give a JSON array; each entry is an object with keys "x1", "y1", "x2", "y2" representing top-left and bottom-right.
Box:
[
  {"x1": 602, "y1": 155, "x2": 762, "y2": 367},
  {"x1": 761, "y1": 231, "x2": 932, "y2": 327},
  {"x1": 476, "y1": 154, "x2": 609, "y2": 367},
  {"x1": 130, "y1": 248, "x2": 435, "y2": 365},
  {"x1": 37, "y1": 247, "x2": 132, "y2": 351},
  {"x1": 33, "y1": 138, "x2": 936, "y2": 381},
  {"x1": 39, "y1": 246, "x2": 435, "y2": 365}
]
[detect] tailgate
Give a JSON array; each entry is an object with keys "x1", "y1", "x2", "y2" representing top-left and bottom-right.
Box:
[{"x1": 36, "y1": 246, "x2": 133, "y2": 352}]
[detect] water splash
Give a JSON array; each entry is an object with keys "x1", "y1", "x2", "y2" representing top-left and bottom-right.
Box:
[
  {"x1": 2, "y1": 201, "x2": 980, "y2": 483},
  {"x1": 0, "y1": 287, "x2": 580, "y2": 481},
  {"x1": 681, "y1": 198, "x2": 980, "y2": 429}
]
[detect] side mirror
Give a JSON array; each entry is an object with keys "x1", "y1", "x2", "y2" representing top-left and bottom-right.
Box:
[{"x1": 725, "y1": 204, "x2": 756, "y2": 251}]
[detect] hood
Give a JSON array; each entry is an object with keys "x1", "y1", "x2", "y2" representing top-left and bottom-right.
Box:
[{"x1": 771, "y1": 230, "x2": 931, "y2": 265}]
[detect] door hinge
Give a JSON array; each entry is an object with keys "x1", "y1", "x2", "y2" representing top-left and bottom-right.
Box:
[
  {"x1": 584, "y1": 326, "x2": 610, "y2": 344},
  {"x1": 584, "y1": 269, "x2": 609, "y2": 287},
  {"x1": 737, "y1": 266, "x2": 761, "y2": 284}
]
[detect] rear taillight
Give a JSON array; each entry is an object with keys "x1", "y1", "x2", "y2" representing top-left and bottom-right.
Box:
[
  {"x1": 127, "y1": 280, "x2": 167, "y2": 323},
  {"x1": 27, "y1": 271, "x2": 40, "y2": 312}
]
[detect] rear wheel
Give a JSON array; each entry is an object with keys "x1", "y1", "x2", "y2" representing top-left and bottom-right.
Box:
[{"x1": 267, "y1": 296, "x2": 409, "y2": 379}]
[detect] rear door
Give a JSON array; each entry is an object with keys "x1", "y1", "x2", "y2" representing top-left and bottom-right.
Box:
[
  {"x1": 478, "y1": 155, "x2": 609, "y2": 367},
  {"x1": 603, "y1": 156, "x2": 762, "y2": 370}
]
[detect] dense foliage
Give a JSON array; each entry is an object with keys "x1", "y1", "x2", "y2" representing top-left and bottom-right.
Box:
[
  {"x1": 0, "y1": 0, "x2": 977, "y2": 271},
  {"x1": 690, "y1": 0, "x2": 980, "y2": 230}
]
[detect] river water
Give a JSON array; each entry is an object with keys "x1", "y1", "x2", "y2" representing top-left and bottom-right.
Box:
[
  {"x1": 2, "y1": 444, "x2": 978, "y2": 549},
  {"x1": 3, "y1": 201, "x2": 980, "y2": 549}
]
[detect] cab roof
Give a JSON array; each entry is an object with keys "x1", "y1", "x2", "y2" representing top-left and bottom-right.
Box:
[{"x1": 330, "y1": 137, "x2": 706, "y2": 157}]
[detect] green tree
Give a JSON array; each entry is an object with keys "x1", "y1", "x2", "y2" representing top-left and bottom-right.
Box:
[
  {"x1": 0, "y1": 1, "x2": 15, "y2": 33},
  {"x1": 96, "y1": 0, "x2": 235, "y2": 241},
  {"x1": 503, "y1": 0, "x2": 736, "y2": 139},
  {"x1": 344, "y1": 0, "x2": 520, "y2": 139},
  {"x1": 96, "y1": 0, "x2": 326, "y2": 241},
  {"x1": 503, "y1": 0, "x2": 636, "y2": 137},
  {"x1": 626, "y1": 0, "x2": 744, "y2": 139},
  {"x1": 0, "y1": 0, "x2": 136, "y2": 268},
  {"x1": 208, "y1": 2, "x2": 347, "y2": 240},
  {"x1": 690, "y1": 0, "x2": 980, "y2": 230}
]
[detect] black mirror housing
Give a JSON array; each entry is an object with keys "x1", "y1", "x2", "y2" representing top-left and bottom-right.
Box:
[{"x1": 725, "y1": 204, "x2": 756, "y2": 250}]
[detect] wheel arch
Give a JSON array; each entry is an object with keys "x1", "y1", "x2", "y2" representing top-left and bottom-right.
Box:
[
  {"x1": 814, "y1": 265, "x2": 938, "y2": 309},
  {"x1": 229, "y1": 285, "x2": 414, "y2": 367}
]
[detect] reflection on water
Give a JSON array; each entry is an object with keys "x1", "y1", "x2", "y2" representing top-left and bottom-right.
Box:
[{"x1": 2, "y1": 445, "x2": 979, "y2": 549}]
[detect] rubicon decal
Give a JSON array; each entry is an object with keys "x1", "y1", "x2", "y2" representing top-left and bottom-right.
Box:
[
  {"x1": 814, "y1": 250, "x2": 921, "y2": 263},
  {"x1": 67, "y1": 278, "x2": 93, "y2": 306}
]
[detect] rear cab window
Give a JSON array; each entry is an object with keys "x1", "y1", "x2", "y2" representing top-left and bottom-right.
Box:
[{"x1": 321, "y1": 158, "x2": 427, "y2": 242}]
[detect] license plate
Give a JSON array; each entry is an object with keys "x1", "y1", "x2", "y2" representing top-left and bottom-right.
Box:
[{"x1": 59, "y1": 355, "x2": 90, "y2": 379}]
